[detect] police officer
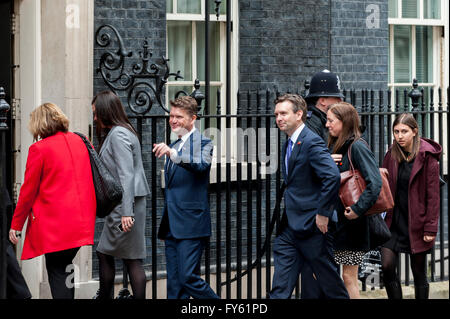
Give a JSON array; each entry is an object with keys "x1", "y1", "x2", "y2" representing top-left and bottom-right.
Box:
[
  {"x1": 301, "y1": 69, "x2": 343, "y2": 299},
  {"x1": 304, "y1": 69, "x2": 344, "y2": 141}
]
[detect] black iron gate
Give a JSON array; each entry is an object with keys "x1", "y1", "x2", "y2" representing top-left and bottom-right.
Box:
[{"x1": 94, "y1": 18, "x2": 450, "y2": 298}]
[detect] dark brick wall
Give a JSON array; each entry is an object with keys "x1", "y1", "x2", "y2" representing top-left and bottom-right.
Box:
[
  {"x1": 239, "y1": 0, "x2": 389, "y2": 93},
  {"x1": 331, "y1": 0, "x2": 389, "y2": 91},
  {"x1": 239, "y1": 0, "x2": 331, "y2": 93}
]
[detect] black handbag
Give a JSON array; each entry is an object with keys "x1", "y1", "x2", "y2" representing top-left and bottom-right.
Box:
[
  {"x1": 368, "y1": 213, "x2": 391, "y2": 249},
  {"x1": 74, "y1": 132, "x2": 123, "y2": 218}
]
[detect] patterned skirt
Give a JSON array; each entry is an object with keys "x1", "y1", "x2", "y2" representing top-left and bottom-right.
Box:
[{"x1": 334, "y1": 249, "x2": 367, "y2": 266}]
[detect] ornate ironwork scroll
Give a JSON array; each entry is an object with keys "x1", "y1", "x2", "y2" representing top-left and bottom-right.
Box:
[{"x1": 96, "y1": 24, "x2": 205, "y2": 114}]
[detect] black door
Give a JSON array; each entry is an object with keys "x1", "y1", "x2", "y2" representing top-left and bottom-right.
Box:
[{"x1": 0, "y1": 0, "x2": 14, "y2": 207}]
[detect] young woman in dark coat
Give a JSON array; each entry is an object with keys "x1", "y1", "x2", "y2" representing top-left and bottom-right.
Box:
[
  {"x1": 326, "y1": 102, "x2": 382, "y2": 299},
  {"x1": 381, "y1": 113, "x2": 442, "y2": 299}
]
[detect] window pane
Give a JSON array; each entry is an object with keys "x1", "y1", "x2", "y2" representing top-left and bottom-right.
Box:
[
  {"x1": 402, "y1": 0, "x2": 419, "y2": 18},
  {"x1": 168, "y1": 21, "x2": 192, "y2": 81},
  {"x1": 196, "y1": 22, "x2": 221, "y2": 82},
  {"x1": 168, "y1": 86, "x2": 194, "y2": 101},
  {"x1": 166, "y1": 0, "x2": 173, "y2": 13},
  {"x1": 416, "y1": 26, "x2": 433, "y2": 83},
  {"x1": 424, "y1": 0, "x2": 441, "y2": 19},
  {"x1": 199, "y1": 86, "x2": 220, "y2": 131},
  {"x1": 389, "y1": 0, "x2": 398, "y2": 18},
  {"x1": 394, "y1": 25, "x2": 411, "y2": 83},
  {"x1": 209, "y1": 0, "x2": 227, "y2": 15},
  {"x1": 177, "y1": 0, "x2": 201, "y2": 14}
]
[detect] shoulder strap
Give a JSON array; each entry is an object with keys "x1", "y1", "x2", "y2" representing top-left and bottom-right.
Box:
[
  {"x1": 347, "y1": 138, "x2": 370, "y2": 173},
  {"x1": 73, "y1": 131, "x2": 89, "y2": 147},
  {"x1": 74, "y1": 131, "x2": 96, "y2": 154},
  {"x1": 347, "y1": 142, "x2": 356, "y2": 172}
]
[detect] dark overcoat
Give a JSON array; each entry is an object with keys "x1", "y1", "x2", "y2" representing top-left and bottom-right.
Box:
[
  {"x1": 382, "y1": 138, "x2": 442, "y2": 254},
  {"x1": 332, "y1": 138, "x2": 382, "y2": 251}
]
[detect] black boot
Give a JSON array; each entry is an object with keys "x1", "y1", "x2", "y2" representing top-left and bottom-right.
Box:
[
  {"x1": 384, "y1": 281, "x2": 403, "y2": 299},
  {"x1": 414, "y1": 283, "x2": 429, "y2": 299}
]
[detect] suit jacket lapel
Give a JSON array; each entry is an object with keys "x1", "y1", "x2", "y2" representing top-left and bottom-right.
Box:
[
  {"x1": 281, "y1": 139, "x2": 288, "y2": 182},
  {"x1": 166, "y1": 138, "x2": 181, "y2": 187},
  {"x1": 409, "y1": 152, "x2": 424, "y2": 185}
]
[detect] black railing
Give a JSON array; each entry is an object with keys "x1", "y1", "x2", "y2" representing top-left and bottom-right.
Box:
[
  {"x1": 94, "y1": 79, "x2": 448, "y2": 299},
  {"x1": 0, "y1": 87, "x2": 11, "y2": 299}
]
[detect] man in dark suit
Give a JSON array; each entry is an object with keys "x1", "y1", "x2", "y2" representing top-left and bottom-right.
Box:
[
  {"x1": 269, "y1": 93, "x2": 349, "y2": 299},
  {"x1": 153, "y1": 96, "x2": 219, "y2": 299}
]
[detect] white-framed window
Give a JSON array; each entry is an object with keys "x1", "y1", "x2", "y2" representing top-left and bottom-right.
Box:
[
  {"x1": 388, "y1": 0, "x2": 445, "y2": 106},
  {"x1": 166, "y1": 0, "x2": 238, "y2": 129},
  {"x1": 165, "y1": 1, "x2": 245, "y2": 180},
  {"x1": 388, "y1": 0, "x2": 449, "y2": 172}
]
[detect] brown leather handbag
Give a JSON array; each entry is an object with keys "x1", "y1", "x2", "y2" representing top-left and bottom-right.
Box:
[{"x1": 339, "y1": 141, "x2": 394, "y2": 216}]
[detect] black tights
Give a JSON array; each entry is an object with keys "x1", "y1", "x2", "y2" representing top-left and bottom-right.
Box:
[
  {"x1": 96, "y1": 251, "x2": 147, "y2": 299},
  {"x1": 381, "y1": 247, "x2": 428, "y2": 287}
]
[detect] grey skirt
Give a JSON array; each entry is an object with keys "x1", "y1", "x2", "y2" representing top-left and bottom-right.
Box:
[{"x1": 96, "y1": 196, "x2": 147, "y2": 260}]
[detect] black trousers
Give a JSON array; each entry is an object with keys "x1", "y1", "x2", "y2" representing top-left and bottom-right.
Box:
[
  {"x1": 6, "y1": 241, "x2": 32, "y2": 299},
  {"x1": 270, "y1": 227, "x2": 349, "y2": 299},
  {"x1": 44, "y1": 247, "x2": 80, "y2": 299}
]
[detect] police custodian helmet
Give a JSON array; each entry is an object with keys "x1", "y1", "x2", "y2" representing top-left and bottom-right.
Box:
[{"x1": 305, "y1": 69, "x2": 344, "y2": 101}]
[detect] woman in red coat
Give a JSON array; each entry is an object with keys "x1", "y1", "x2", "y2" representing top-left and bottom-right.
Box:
[
  {"x1": 381, "y1": 113, "x2": 441, "y2": 299},
  {"x1": 9, "y1": 103, "x2": 96, "y2": 299}
]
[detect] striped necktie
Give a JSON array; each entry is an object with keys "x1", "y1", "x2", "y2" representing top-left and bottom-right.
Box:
[{"x1": 167, "y1": 138, "x2": 182, "y2": 173}]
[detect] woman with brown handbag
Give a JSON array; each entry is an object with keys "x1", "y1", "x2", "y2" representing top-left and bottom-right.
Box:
[
  {"x1": 325, "y1": 102, "x2": 382, "y2": 299},
  {"x1": 381, "y1": 113, "x2": 442, "y2": 299}
]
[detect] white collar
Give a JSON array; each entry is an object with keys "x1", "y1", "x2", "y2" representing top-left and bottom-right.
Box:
[
  {"x1": 289, "y1": 123, "x2": 305, "y2": 146},
  {"x1": 179, "y1": 126, "x2": 196, "y2": 144}
]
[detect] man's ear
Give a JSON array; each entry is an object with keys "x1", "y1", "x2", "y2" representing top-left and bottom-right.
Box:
[{"x1": 317, "y1": 97, "x2": 326, "y2": 107}]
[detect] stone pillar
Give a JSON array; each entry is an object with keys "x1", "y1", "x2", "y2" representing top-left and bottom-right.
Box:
[
  {"x1": 17, "y1": 0, "x2": 43, "y2": 300},
  {"x1": 16, "y1": 0, "x2": 95, "y2": 298},
  {"x1": 40, "y1": 0, "x2": 95, "y2": 298}
]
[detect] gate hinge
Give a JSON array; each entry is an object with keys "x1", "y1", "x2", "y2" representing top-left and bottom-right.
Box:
[
  {"x1": 11, "y1": 98, "x2": 20, "y2": 119},
  {"x1": 11, "y1": 13, "x2": 17, "y2": 35},
  {"x1": 13, "y1": 183, "x2": 21, "y2": 204}
]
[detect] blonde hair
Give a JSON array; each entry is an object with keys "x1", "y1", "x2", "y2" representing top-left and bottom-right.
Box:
[{"x1": 28, "y1": 103, "x2": 69, "y2": 141}]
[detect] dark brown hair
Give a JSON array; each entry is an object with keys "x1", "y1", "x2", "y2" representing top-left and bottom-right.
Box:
[
  {"x1": 91, "y1": 90, "x2": 137, "y2": 150},
  {"x1": 391, "y1": 113, "x2": 420, "y2": 163},
  {"x1": 170, "y1": 96, "x2": 199, "y2": 117},
  {"x1": 327, "y1": 102, "x2": 361, "y2": 153},
  {"x1": 274, "y1": 94, "x2": 307, "y2": 122}
]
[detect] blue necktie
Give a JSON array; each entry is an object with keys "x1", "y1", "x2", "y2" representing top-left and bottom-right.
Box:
[
  {"x1": 285, "y1": 139, "x2": 293, "y2": 175},
  {"x1": 167, "y1": 138, "x2": 182, "y2": 173}
]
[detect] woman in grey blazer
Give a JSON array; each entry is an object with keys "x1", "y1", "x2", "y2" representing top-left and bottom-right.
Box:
[{"x1": 92, "y1": 91, "x2": 150, "y2": 299}]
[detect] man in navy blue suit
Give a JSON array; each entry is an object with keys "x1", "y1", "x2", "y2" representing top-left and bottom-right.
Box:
[
  {"x1": 269, "y1": 93, "x2": 349, "y2": 299},
  {"x1": 153, "y1": 96, "x2": 219, "y2": 299}
]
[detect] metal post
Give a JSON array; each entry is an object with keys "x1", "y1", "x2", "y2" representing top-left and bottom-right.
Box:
[
  {"x1": 0, "y1": 87, "x2": 11, "y2": 299},
  {"x1": 204, "y1": 0, "x2": 210, "y2": 121},
  {"x1": 408, "y1": 78, "x2": 422, "y2": 119}
]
